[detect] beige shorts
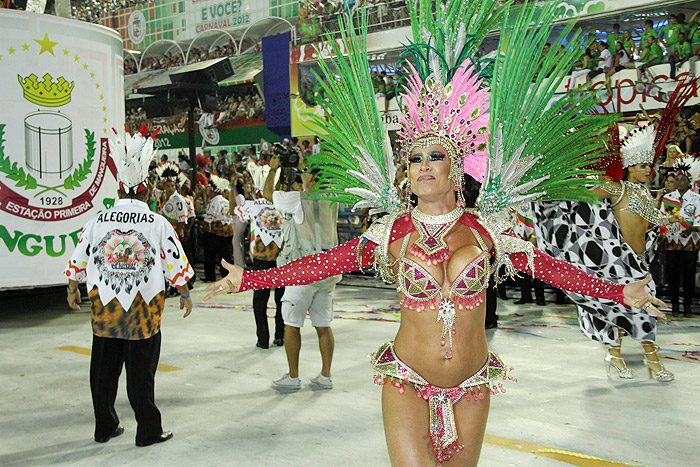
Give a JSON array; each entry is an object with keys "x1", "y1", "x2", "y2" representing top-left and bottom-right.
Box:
[{"x1": 281, "y1": 275, "x2": 341, "y2": 328}]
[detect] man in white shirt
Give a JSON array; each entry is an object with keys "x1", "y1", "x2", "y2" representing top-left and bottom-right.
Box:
[
  {"x1": 202, "y1": 175, "x2": 233, "y2": 281},
  {"x1": 65, "y1": 129, "x2": 193, "y2": 447},
  {"x1": 660, "y1": 171, "x2": 700, "y2": 317},
  {"x1": 263, "y1": 155, "x2": 340, "y2": 391},
  {"x1": 596, "y1": 41, "x2": 613, "y2": 72}
]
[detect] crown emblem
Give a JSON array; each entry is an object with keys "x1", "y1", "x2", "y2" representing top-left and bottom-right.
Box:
[{"x1": 17, "y1": 73, "x2": 75, "y2": 107}]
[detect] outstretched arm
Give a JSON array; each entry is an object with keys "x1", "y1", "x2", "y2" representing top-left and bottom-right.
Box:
[
  {"x1": 510, "y1": 247, "x2": 667, "y2": 322},
  {"x1": 204, "y1": 237, "x2": 377, "y2": 301}
]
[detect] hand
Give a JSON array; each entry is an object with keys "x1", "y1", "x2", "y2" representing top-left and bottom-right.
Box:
[
  {"x1": 622, "y1": 276, "x2": 668, "y2": 323},
  {"x1": 67, "y1": 289, "x2": 82, "y2": 311},
  {"x1": 269, "y1": 155, "x2": 281, "y2": 170},
  {"x1": 203, "y1": 259, "x2": 244, "y2": 301},
  {"x1": 180, "y1": 296, "x2": 193, "y2": 318}
]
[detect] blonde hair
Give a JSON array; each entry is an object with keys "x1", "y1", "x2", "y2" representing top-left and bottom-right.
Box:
[{"x1": 666, "y1": 144, "x2": 683, "y2": 159}]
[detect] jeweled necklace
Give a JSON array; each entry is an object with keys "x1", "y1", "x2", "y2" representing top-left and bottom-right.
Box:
[{"x1": 409, "y1": 206, "x2": 464, "y2": 265}]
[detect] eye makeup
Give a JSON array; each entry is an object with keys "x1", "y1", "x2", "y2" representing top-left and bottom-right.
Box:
[{"x1": 408, "y1": 150, "x2": 447, "y2": 164}]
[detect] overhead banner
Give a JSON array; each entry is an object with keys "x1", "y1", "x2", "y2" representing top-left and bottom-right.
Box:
[{"x1": 0, "y1": 10, "x2": 123, "y2": 289}]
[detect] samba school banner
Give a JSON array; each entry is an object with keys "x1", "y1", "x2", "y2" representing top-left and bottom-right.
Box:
[{"x1": 0, "y1": 10, "x2": 123, "y2": 289}]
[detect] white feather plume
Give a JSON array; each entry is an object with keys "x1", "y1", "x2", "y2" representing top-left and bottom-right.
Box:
[
  {"x1": 108, "y1": 129, "x2": 156, "y2": 190},
  {"x1": 210, "y1": 174, "x2": 230, "y2": 193}
]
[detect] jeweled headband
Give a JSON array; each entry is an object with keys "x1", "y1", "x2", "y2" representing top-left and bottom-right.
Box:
[
  {"x1": 620, "y1": 125, "x2": 655, "y2": 168},
  {"x1": 397, "y1": 62, "x2": 490, "y2": 183}
]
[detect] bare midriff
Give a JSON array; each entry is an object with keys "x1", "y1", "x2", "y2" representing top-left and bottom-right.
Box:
[
  {"x1": 389, "y1": 223, "x2": 491, "y2": 387},
  {"x1": 613, "y1": 192, "x2": 651, "y2": 254}
]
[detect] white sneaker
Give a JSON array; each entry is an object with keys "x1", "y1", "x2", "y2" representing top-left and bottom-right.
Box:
[
  {"x1": 310, "y1": 373, "x2": 333, "y2": 389},
  {"x1": 272, "y1": 373, "x2": 301, "y2": 391}
]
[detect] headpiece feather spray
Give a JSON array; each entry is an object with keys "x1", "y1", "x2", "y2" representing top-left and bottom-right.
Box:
[
  {"x1": 109, "y1": 124, "x2": 159, "y2": 195},
  {"x1": 305, "y1": 11, "x2": 400, "y2": 215},
  {"x1": 673, "y1": 157, "x2": 700, "y2": 182},
  {"x1": 476, "y1": 1, "x2": 617, "y2": 218},
  {"x1": 156, "y1": 162, "x2": 180, "y2": 182},
  {"x1": 209, "y1": 174, "x2": 230, "y2": 193}
]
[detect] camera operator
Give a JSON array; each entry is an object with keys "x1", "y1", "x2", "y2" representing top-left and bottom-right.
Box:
[
  {"x1": 262, "y1": 154, "x2": 340, "y2": 391},
  {"x1": 273, "y1": 139, "x2": 302, "y2": 191}
]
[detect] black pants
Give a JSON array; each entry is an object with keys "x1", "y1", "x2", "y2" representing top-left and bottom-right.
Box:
[
  {"x1": 519, "y1": 274, "x2": 545, "y2": 303},
  {"x1": 665, "y1": 249, "x2": 698, "y2": 307},
  {"x1": 485, "y1": 275, "x2": 498, "y2": 327},
  {"x1": 252, "y1": 259, "x2": 285, "y2": 346},
  {"x1": 90, "y1": 332, "x2": 162, "y2": 444},
  {"x1": 181, "y1": 231, "x2": 196, "y2": 286},
  {"x1": 203, "y1": 232, "x2": 232, "y2": 281}
]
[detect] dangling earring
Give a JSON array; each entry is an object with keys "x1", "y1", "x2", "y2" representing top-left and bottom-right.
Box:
[{"x1": 450, "y1": 156, "x2": 466, "y2": 208}]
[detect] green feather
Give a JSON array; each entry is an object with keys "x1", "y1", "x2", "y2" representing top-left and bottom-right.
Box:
[
  {"x1": 304, "y1": 10, "x2": 396, "y2": 211},
  {"x1": 484, "y1": 0, "x2": 617, "y2": 211}
]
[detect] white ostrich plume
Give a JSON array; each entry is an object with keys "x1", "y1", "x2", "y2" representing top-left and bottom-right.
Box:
[{"x1": 109, "y1": 125, "x2": 158, "y2": 193}]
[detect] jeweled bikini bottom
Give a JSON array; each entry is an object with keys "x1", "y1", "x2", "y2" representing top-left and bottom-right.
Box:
[{"x1": 370, "y1": 341, "x2": 515, "y2": 465}]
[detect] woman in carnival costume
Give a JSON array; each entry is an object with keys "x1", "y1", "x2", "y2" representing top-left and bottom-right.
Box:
[
  {"x1": 204, "y1": 3, "x2": 667, "y2": 465},
  {"x1": 535, "y1": 79, "x2": 696, "y2": 383}
]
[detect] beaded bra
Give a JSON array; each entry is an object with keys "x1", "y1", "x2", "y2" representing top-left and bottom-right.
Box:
[
  {"x1": 396, "y1": 224, "x2": 490, "y2": 359},
  {"x1": 603, "y1": 181, "x2": 668, "y2": 226}
]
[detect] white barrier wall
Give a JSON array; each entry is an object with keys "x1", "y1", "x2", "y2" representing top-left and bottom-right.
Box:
[{"x1": 0, "y1": 10, "x2": 123, "y2": 289}]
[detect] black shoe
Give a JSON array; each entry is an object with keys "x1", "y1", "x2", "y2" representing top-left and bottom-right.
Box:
[
  {"x1": 273, "y1": 338, "x2": 284, "y2": 347},
  {"x1": 136, "y1": 431, "x2": 173, "y2": 447},
  {"x1": 672, "y1": 303, "x2": 681, "y2": 317},
  {"x1": 497, "y1": 293, "x2": 508, "y2": 301},
  {"x1": 536, "y1": 299, "x2": 546, "y2": 306},
  {"x1": 514, "y1": 298, "x2": 532, "y2": 305},
  {"x1": 485, "y1": 321, "x2": 498, "y2": 330},
  {"x1": 95, "y1": 425, "x2": 124, "y2": 443},
  {"x1": 256, "y1": 342, "x2": 269, "y2": 349}
]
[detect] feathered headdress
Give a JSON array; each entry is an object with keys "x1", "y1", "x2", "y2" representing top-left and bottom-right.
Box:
[
  {"x1": 620, "y1": 125, "x2": 656, "y2": 168},
  {"x1": 593, "y1": 76, "x2": 698, "y2": 181},
  {"x1": 177, "y1": 172, "x2": 190, "y2": 189},
  {"x1": 397, "y1": 62, "x2": 490, "y2": 188},
  {"x1": 210, "y1": 174, "x2": 229, "y2": 193},
  {"x1": 109, "y1": 124, "x2": 159, "y2": 195},
  {"x1": 305, "y1": 2, "x2": 506, "y2": 214},
  {"x1": 673, "y1": 157, "x2": 700, "y2": 181},
  {"x1": 156, "y1": 162, "x2": 180, "y2": 182}
]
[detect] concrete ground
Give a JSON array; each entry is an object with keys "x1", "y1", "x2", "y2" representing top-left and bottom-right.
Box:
[{"x1": 1, "y1": 279, "x2": 698, "y2": 467}]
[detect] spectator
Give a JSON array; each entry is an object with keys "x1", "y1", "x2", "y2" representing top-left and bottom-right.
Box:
[
  {"x1": 312, "y1": 135, "x2": 321, "y2": 155},
  {"x1": 670, "y1": 32, "x2": 693, "y2": 79},
  {"x1": 622, "y1": 30, "x2": 636, "y2": 57},
  {"x1": 215, "y1": 150, "x2": 231, "y2": 178},
  {"x1": 178, "y1": 154, "x2": 190, "y2": 172},
  {"x1": 588, "y1": 41, "x2": 613, "y2": 80},
  {"x1": 630, "y1": 35, "x2": 663, "y2": 78},
  {"x1": 608, "y1": 23, "x2": 623, "y2": 56},
  {"x1": 640, "y1": 19, "x2": 658, "y2": 55},
  {"x1": 657, "y1": 144, "x2": 684, "y2": 182},
  {"x1": 301, "y1": 139, "x2": 312, "y2": 157},
  {"x1": 660, "y1": 15, "x2": 682, "y2": 56},
  {"x1": 569, "y1": 46, "x2": 595, "y2": 87},
  {"x1": 678, "y1": 12, "x2": 689, "y2": 36},
  {"x1": 675, "y1": 118, "x2": 697, "y2": 154},
  {"x1": 606, "y1": 40, "x2": 630, "y2": 86}
]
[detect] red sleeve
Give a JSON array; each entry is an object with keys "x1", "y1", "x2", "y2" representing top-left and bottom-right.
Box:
[
  {"x1": 509, "y1": 247, "x2": 627, "y2": 304},
  {"x1": 239, "y1": 237, "x2": 377, "y2": 291}
]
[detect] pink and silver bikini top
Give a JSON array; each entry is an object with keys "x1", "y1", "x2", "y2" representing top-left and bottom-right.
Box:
[{"x1": 397, "y1": 227, "x2": 490, "y2": 311}]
